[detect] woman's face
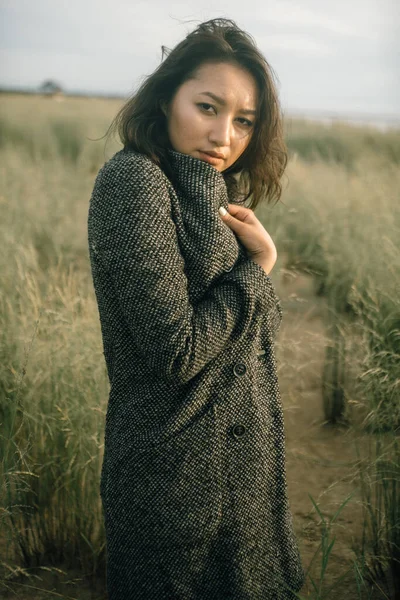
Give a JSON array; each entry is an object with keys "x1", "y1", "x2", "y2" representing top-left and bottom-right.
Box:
[{"x1": 165, "y1": 61, "x2": 258, "y2": 172}]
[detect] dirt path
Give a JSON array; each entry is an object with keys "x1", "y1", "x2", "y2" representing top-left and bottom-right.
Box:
[{"x1": 276, "y1": 268, "x2": 383, "y2": 599}]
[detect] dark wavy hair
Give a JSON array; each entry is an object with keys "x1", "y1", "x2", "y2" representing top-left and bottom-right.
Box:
[{"x1": 109, "y1": 18, "x2": 287, "y2": 208}]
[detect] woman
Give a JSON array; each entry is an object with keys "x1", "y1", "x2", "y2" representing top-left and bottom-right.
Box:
[{"x1": 88, "y1": 17, "x2": 305, "y2": 600}]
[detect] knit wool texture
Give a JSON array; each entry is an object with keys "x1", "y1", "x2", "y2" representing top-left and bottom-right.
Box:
[{"x1": 87, "y1": 148, "x2": 305, "y2": 599}]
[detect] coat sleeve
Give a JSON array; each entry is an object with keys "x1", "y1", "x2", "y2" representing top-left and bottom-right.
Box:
[{"x1": 94, "y1": 155, "x2": 282, "y2": 385}]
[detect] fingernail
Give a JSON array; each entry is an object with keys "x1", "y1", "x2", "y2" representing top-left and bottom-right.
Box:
[{"x1": 218, "y1": 206, "x2": 227, "y2": 216}]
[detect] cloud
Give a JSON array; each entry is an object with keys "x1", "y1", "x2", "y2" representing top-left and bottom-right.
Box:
[
  {"x1": 0, "y1": 0, "x2": 398, "y2": 116},
  {"x1": 257, "y1": 33, "x2": 334, "y2": 56},
  {"x1": 257, "y1": 2, "x2": 357, "y2": 37}
]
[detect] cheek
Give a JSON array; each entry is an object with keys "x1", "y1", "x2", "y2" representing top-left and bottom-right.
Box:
[
  {"x1": 232, "y1": 135, "x2": 251, "y2": 160},
  {"x1": 169, "y1": 104, "x2": 202, "y2": 141}
]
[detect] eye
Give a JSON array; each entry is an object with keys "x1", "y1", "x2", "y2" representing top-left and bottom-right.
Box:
[
  {"x1": 198, "y1": 102, "x2": 216, "y2": 114},
  {"x1": 236, "y1": 117, "x2": 254, "y2": 128}
]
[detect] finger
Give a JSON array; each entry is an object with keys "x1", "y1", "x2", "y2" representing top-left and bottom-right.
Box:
[
  {"x1": 218, "y1": 206, "x2": 251, "y2": 232},
  {"x1": 225, "y1": 204, "x2": 254, "y2": 223}
]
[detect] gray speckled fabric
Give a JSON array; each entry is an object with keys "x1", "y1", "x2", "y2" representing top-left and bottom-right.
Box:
[{"x1": 87, "y1": 148, "x2": 305, "y2": 599}]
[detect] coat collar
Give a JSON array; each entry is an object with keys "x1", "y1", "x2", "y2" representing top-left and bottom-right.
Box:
[{"x1": 166, "y1": 149, "x2": 229, "y2": 209}]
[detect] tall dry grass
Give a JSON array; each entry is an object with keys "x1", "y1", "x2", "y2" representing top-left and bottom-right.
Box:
[{"x1": 0, "y1": 92, "x2": 399, "y2": 597}]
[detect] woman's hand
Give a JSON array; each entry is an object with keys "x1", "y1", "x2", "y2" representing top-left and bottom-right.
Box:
[{"x1": 218, "y1": 204, "x2": 277, "y2": 275}]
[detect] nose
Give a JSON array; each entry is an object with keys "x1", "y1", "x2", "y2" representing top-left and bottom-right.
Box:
[{"x1": 209, "y1": 116, "x2": 231, "y2": 148}]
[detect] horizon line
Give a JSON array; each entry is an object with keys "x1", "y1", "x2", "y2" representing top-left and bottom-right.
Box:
[{"x1": 1, "y1": 84, "x2": 400, "y2": 124}]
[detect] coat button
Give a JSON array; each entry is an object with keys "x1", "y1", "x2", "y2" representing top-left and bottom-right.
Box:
[
  {"x1": 231, "y1": 424, "x2": 247, "y2": 438},
  {"x1": 233, "y1": 362, "x2": 247, "y2": 377}
]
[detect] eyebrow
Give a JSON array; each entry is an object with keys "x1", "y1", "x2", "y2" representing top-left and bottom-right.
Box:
[{"x1": 198, "y1": 91, "x2": 257, "y2": 116}]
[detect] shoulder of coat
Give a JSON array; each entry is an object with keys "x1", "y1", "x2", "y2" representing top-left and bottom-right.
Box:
[{"x1": 99, "y1": 148, "x2": 172, "y2": 191}]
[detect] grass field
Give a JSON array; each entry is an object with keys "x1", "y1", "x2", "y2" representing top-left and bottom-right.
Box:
[{"x1": 1, "y1": 92, "x2": 399, "y2": 599}]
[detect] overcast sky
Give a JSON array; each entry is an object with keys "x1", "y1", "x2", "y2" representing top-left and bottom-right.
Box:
[{"x1": 0, "y1": 0, "x2": 399, "y2": 117}]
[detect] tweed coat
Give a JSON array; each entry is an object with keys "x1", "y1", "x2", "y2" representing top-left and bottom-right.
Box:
[{"x1": 87, "y1": 147, "x2": 305, "y2": 599}]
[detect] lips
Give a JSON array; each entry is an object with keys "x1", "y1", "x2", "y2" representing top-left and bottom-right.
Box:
[{"x1": 200, "y1": 150, "x2": 225, "y2": 159}]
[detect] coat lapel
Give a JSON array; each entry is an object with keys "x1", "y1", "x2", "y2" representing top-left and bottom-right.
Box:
[{"x1": 166, "y1": 150, "x2": 247, "y2": 304}]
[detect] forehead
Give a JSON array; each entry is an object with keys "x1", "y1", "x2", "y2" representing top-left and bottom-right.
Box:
[{"x1": 185, "y1": 62, "x2": 258, "y2": 108}]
